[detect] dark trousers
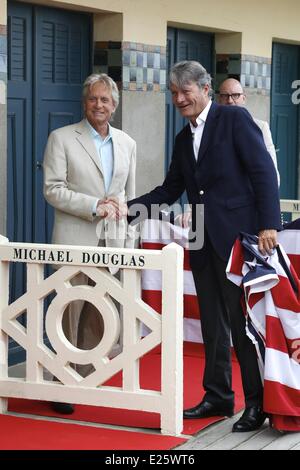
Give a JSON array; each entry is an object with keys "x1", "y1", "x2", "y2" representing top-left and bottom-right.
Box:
[{"x1": 192, "y1": 245, "x2": 263, "y2": 408}]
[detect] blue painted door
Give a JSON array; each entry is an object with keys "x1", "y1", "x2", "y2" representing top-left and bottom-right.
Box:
[
  {"x1": 7, "y1": 1, "x2": 91, "y2": 363},
  {"x1": 165, "y1": 28, "x2": 214, "y2": 205},
  {"x1": 271, "y1": 43, "x2": 300, "y2": 199},
  {"x1": 7, "y1": 2, "x2": 33, "y2": 306},
  {"x1": 166, "y1": 28, "x2": 214, "y2": 172},
  {"x1": 34, "y1": 6, "x2": 91, "y2": 243}
]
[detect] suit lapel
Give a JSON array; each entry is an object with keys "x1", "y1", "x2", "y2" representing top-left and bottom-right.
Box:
[
  {"x1": 197, "y1": 102, "x2": 220, "y2": 165},
  {"x1": 75, "y1": 119, "x2": 104, "y2": 177},
  {"x1": 184, "y1": 125, "x2": 197, "y2": 170}
]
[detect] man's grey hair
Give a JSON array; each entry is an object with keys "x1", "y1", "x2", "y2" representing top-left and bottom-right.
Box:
[
  {"x1": 82, "y1": 73, "x2": 119, "y2": 109},
  {"x1": 169, "y1": 60, "x2": 212, "y2": 92}
]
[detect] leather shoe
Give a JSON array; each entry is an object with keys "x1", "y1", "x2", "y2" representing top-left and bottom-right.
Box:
[
  {"x1": 183, "y1": 400, "x2": 234, "y2": 419},
  {"x1": 232, "y1": 406, "x2": 267, "y2": 432},
  {"x1": 51, "y1": 402, "x2": 75, "y2": 414}
]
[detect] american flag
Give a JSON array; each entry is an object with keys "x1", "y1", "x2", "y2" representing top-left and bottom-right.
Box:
[
  {"x1": 141, "y1": 219, "x2": 300, "y2": 431},
  {"x1": 141, "y1": 218, "x2": 201, "y2": 342},
  {"x1": 226, "y1": 232, "x2": 300, "y2": 432}
]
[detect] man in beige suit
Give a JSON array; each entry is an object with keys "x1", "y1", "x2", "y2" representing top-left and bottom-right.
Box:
[
  {"x1": 218, "y1": 78, "x2": 280, "y2": 185},
  {"x1": 43, "y1": 73, "x2": 136, "y2": 414}
]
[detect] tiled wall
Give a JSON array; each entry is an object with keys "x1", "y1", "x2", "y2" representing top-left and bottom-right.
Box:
[
  {"x1": 94, "y1": 41, "x2": 167, "y2": 92},
  {"x1": 0, "y1": 25, "x2": 6, "y2": 90},
  {"x1": 216, "y1": 53, "x2": 271, "y2": 95},
  {"x1": 240, "y1": 55, "x2": 271, "y2": 94},
  {"x1": 94, "y1": 41, "x2": 122, "y2": 84}
]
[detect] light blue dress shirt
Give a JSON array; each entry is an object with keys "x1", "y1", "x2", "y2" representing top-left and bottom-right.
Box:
[{"x1": 85, "y1": 119, "x2": 114, "y2": 215}]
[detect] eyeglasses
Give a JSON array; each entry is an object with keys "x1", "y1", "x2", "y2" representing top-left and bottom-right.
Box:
[{"x1": 219, "y1": 93, "x2": 244, "y2": 101}]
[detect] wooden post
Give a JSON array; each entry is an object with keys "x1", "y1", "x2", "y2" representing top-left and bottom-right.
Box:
[
  {"x1": 122, "y1": 269, "x2": 141, "y2": 391},
  {"x1": 161, "y1": 243, "x2": 184, "y2": 436},
  {"x1": 0, "y1": 235, "x2": 9, "y2": 413},
  {"x1": 26, "y1": 263, "x2": 44, "y2": 383}
]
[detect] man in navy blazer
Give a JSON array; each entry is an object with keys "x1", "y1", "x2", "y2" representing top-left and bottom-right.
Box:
[{"x1": 128, "y1": 61, "x2": 282, "y2": 432}]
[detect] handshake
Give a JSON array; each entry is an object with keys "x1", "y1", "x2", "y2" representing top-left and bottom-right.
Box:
[{"x1": 96, "y1": 197, "x2": 128, "y2": 220}]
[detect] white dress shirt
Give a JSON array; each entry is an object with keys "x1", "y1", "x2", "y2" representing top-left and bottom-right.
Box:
[
  {"x1": 85, "y1": 119, "x2": 114, "y2": 216},
  {"x1": 189, "y1": 100, "x2": 212, "y2": 160},
  {"x1": 85, "y1": 119, "x2": 114, "y2": 192}
]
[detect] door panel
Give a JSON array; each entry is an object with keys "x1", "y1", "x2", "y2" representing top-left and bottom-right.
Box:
[
  {"x1": 34, "y1": 6, "x2": 91, "y2": 243},
  {"x1": 7, "y1": 2, "x2": 34, "y2": 363},
  {"x1": 165, "y1": 27, "x2": 214, "y2": 207},
  {"x1": 165, "y1": 29, "x2": 176, "y2": 174},
  {"x1": 7, "y1": 2, "x2": 91, "y2": 253},
  {"x1": 7, "y1": 104, "x2": 27, "y2": 304},
  {"x1": 7, "y1": 1, "x2": 91, "y2": 364},
  {"x1": 271, "y1": 43, "x2": 299, "y2": 199},
  {"x1": 7, "y1": 2, "x2": 33, "y2": 246},
  {"x1": 166, "y1": 28, "x2": 214, "y2": 170},
  {"x1": 7, "y1": 2, "x2": 33, "y2": 316}
]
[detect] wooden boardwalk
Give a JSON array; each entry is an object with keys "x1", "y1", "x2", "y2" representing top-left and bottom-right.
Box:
[{"x1": 177, "y1": 412, "x2": 300, "y2": 450}]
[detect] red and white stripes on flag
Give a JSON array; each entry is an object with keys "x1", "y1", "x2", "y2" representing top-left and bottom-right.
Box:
[
  {"x1": 141, "y1": 218, "x2": 202, "y2": 343},
  {"x1": 141, "y1": 219, "x2": 300, "y2": 430},
  {"x1": 226, "y1": 233, "x2": 300, "y2": 432}
]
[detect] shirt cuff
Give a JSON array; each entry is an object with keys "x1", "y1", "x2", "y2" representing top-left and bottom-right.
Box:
[{"x1": 92, "y1": 199, "x2": 99, "y2": 217}]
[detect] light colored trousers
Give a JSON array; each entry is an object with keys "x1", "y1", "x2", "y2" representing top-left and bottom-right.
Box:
[
  {"x1": 61, "y1": 271, "x2": 105, "y2": 377},
  {"x1": 61, "y1": 267, "x2": 121, "y2": 377}
]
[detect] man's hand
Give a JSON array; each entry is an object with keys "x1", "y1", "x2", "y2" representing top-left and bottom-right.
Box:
[
  {"x1": 96, "y1": 197, "x2": 128, "y2": 220},
  {"x1": 258, "y1": 229, "x2": 277, "y2": 256},
  {"x1": 96, "y1": 200, "x2": 117, "y2": 219},
  {"x1": 175, "y1": 211, "x2": 192, "y2": 228},
  {"x1": 105, "y1": 197, "x2": 128, "y2": 219}
]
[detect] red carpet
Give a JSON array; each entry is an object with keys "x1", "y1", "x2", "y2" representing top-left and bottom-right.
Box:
[
  {"x1": 0, "y1": 414, "x2": 185, "y2": 450},
  {"x1": 4, "y1": 343, "x2": 244, "y2": 449}
]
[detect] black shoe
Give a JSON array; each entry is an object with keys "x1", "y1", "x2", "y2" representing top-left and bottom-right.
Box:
[
  {"x1": 183, "y1": 400, "x2": 234, "y2": 419},
  {"x1": 51, "y1": 402, "x2": 75, "y2": 415},
  {"x1": 232, "y1": 406, "x2": 267, "y2": 432}
]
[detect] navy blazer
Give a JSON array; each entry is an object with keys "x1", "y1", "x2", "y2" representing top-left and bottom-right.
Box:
[{"x1": 129, "y1": 102, "x2": 282, "y2": 269}]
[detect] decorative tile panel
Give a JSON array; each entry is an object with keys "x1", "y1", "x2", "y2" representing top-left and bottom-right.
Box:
[
  {"x1": 216, "y1": 53, "x2": 271, "y2": 95},
  {"x1": 0, "y1": 25, "x2": 7, "y2": 85},
  {"x1": 93, "y1": 41, "x2": 166, "y2": 92}
]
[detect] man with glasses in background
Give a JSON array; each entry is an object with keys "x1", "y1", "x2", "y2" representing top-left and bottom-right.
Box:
[{"x1": 218, "y1": 78, "x2": 280, "y2": 185}]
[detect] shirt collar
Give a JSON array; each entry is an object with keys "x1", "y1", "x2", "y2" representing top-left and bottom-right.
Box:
[
  {"x1": 189, "y1": 100, "x2": 212, "y2": 132},
  {"x1": 85, "y1": 118, "x2": 112, "y2": 142}
]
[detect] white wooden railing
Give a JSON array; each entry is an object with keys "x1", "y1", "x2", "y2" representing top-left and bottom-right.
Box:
[{"x1": 0, "y1": 235, "x2": 183, "y2": 436}]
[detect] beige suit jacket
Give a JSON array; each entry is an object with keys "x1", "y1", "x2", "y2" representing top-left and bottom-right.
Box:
[
  {"x1": 254, "y1": 118, "x2": 280, "y2": 186},
  {"x1": 43, "y1": 119, "x2": 136, "y2": 249}
]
